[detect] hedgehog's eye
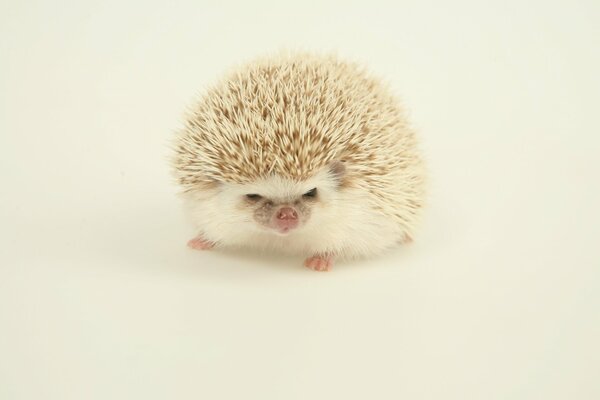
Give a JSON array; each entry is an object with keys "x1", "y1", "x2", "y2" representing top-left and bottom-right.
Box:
[
  {"x1": 302, "y1": 188, "x2": 317, "y2": 198},
  {"x1": 245, "y1": 194, "x2": 262, "y2": 201}
]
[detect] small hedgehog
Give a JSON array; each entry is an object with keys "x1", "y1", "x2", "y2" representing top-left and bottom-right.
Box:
[{"x1": 172, "y1": 53, "x2": 425, "y2": 271}]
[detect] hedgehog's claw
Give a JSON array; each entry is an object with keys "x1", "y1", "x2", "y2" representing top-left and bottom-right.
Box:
[
  {"x1": 304, "y1": 255, "x2": 333, "y2": 272},
  {"x1": 187, "y1": 235, "x2": 215, "y2": 251}
]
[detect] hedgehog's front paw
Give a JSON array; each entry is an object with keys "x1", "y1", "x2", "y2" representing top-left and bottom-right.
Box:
[
  {"x1": 187, "y1": 235, "x2": 215, "y2": 251},
  {"x1": 304, "y1": 255, "x2": 333, "y2": 272}
]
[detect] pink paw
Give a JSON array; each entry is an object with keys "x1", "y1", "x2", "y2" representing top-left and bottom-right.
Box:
[
  {"x1": 187, "y1": 236, "x2": 215, "y2": 251},
  {"x1": 304, "y1": 255, "x2": 333, "y2": 272}
]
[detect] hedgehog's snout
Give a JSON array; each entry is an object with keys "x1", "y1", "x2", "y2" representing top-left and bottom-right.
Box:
[
  {"x1": 274, "y1": 206, "x2": 299, "y2": 233},
  {"x1": 276, "y1": 207, "x2": 298, "y2": 220}
]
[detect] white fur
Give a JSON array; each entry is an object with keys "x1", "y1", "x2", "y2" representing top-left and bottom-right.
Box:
[{"x1": 182, "y1": 168, "x2": 404, "y2": 259}]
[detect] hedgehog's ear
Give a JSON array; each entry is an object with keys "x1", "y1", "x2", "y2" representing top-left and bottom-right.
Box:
[{"x1": 328, "y1": 160, "x2": 346, "y2": 185}]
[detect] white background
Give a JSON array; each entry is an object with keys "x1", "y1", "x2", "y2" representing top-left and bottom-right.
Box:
[{"x1": 1, "y1": 0, "x2": 599, "y2": 399}]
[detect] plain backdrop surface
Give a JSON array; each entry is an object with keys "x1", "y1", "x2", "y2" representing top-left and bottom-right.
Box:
[{"x1": 1, "y1": 0, "x2": 599, "y2": 399}]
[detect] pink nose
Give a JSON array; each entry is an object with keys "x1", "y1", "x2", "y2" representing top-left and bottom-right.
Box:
[{"x1": 276, "y1": 207, "x2": 298, "y2": 220}]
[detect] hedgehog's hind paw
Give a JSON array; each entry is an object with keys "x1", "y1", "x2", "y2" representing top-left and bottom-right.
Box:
[
  {"x1": 187, "y1": 235, "x2": 215, "y2": 251},
  {"x1": 304, "y1": 255, "x2": 333, "y2": 272}
]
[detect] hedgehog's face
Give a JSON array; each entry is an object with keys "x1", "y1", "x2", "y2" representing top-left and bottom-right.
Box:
[
  {"x1": 223, "y1": 162, "x2": 346, "y2": 236},
  {"x1": 241, "y1": 187, "x2": 316, "y2": 235}
]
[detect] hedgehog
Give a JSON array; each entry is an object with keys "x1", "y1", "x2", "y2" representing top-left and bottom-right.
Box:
[{"x1": 171, "y1": 52, "x2": 425, "y2": 271}]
